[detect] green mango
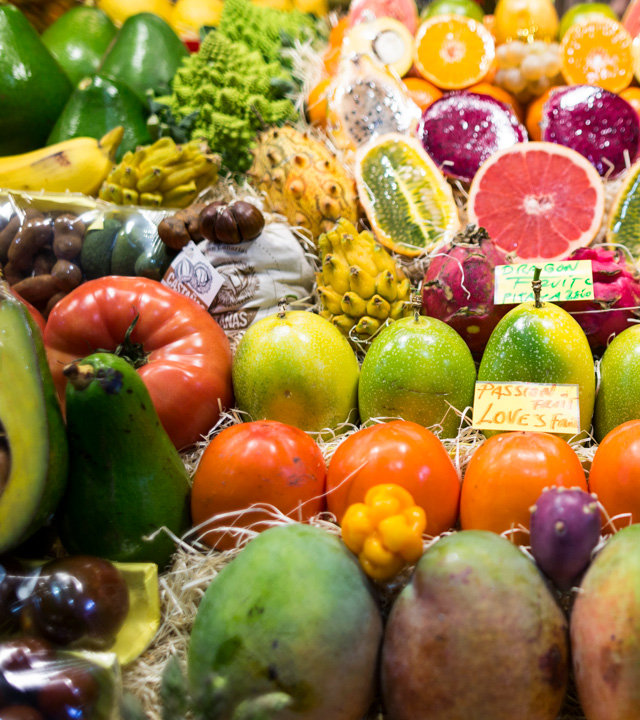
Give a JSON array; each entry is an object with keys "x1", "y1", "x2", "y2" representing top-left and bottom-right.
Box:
[
  {"x1": 0, "y1": 4, "x2": 72, "y2": 155},
  {"x1": 41, "y1": 6, "x2": 117, "y2": 86},
  {"x1": 358, "y1": 315, "x2": 477, "y2": 438},
  {"x1": 0, "y1": 282, "x2": 68, "y2": 552},
  {"x1": 99, "y1": 13, "x2": 188, "y2": 104},
  {"x1": 593, "y1": 324, "x2": 640, "y2": 441},
  {"x1": 478, "y1": 300, "x2": 595, "y2": 440},
  {"x1": 58, "y1": 353, "x2": 190, "y2": 568},
  {"x1": 47, "y1": 75, "x2": 151, "y2": 162},
  {"x1": 188, "y1": 523, "x2": 383, "y2": 720}
]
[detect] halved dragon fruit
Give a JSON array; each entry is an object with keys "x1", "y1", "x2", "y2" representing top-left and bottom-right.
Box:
[
  {"x1": 417, "y1": 91, "x2": 527, "y2": 184},
  {"x1": 541, "y1": 85, "x2": 640, "y2": 180},
  {"x1": 560, "y1": 245, "x2": 640, "y2": 351}
]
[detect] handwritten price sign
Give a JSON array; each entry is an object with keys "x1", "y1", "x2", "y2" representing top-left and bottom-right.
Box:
[
  {"x1": 494, "y1": 260, "x2": 594, "y2": 305},
  {"x1": 472, "y1": 381, "x2": 580, "y2": 434}
]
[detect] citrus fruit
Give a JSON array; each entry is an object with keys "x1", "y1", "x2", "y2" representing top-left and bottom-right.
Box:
[
  {"x1": 402, "y1": 77, "x2": 443, "y2": 110},
  {"x1": 468, "y1": 81, "x2": 525, "y2": 120},
  {"x1": 460, "y1": 431, "x2": 588, "y2": 545},
  {"x1": 607, "y1": 158, "x2": 640, "y2": 263},
  {"x1": 525, "y1": 85, "x2": 560, "y2": 139},
  {"x1": 191, "y1": 420, "x2": 327, "y2": 550},
  {"x1": 326, "y1": 420, "x2": 461, "y2": 536},
  {"x1": 355, "y1": 132, "x2": 460, "y2": 257},
  {"x1": 421, "y1": 0, "x2": 485, "y2": 22},
  {"x1": 329, "y1": 15, "x2": 349, "y2": 48},
  {"x1": 590, "y1": 420, "x2": 640, "y2": 531},
  {"x1": 623, "y1": 0, "x2": 640, "y2": 39},
  {"x1": 493, "y1": 0, "x2": 559, "y2": 44},
  {"x1": 558, "y1": 2, "x2": 618, "y2": 40},
  {"x1": 323, "y1": 46, "x2": 342, "y2": 76},
  {"x1": 414, "y1": 14, "x2": 496, "y2": 90},
  {"x1": 621, "y1": 86, "x2": 640, "y2": 117},
  {"x1": 306, "y1": 76, "x2": 331, "y2": 127},
  {"x1": 560, "y1": 18, "x2": 634, "y2": 93},
  {"x1": 467, "y1": 142, "x2": 605, "y2": 262}
]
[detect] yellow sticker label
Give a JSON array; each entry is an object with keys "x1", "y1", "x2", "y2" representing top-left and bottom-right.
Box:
[
  {"x1": 472, "y1": 381, "x2": 580, "y2": 434},
  {"x1": 494, "y1": 260, "x2": 594, "y2": 305}
]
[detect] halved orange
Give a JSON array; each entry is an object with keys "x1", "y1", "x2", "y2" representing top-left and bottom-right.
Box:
[
  {"x1": 402, "y1": 77, "x2": 443, "y2": 110},
  {"x1": 620, "y1": 86, "x2": 640, "y2": 117},
  {"x1": 468, "y1": 81, "x2": 524, "y2": 121},
  {"x1": 560, "y1": 18, "x2": 633, "y2": 93},
  {"x1": 307, "y1": 76, "x2": 331, "y2": 127},
  {"x1": 414, "y1": 14, "x2": 496, "y2": 90}
]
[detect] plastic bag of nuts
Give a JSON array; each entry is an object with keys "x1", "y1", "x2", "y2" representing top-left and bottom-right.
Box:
[{"x1": 0, "y1": 190, "x2": 176, "y2": 318}]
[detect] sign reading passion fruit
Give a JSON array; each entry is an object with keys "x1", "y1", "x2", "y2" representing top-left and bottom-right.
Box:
[
  {"x1": 494, "y1": 261, "x2": 594, "y2": 305},
  {"x1": 472, "y1": 381, "x2": 581, "y2": 434}
]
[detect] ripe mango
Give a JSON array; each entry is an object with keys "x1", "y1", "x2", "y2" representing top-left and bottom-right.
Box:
[
  {"x1": 188, "y1": 523, "x2": 382, "y2": 719},
  {"x1": 382, "y1": 531, "x2": 568, "y2": 720}
]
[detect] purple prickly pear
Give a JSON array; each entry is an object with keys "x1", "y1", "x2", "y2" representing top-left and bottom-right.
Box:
[
  {"x1": 560, "y1": 246, "x2": 640, "y2": 351},
  {"x1": 529, "y1": 486, "x2": 601, "y2": 592},
  {"x1": 422, "y1": 224, "x2": 509, "y2": 355}
]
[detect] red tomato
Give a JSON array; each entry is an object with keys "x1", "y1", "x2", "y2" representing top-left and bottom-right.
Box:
[
  {"x1": 590, "y1": 420, "x2": 640, "y2": 530},
  {"x1": 460, "y1": 432, "x2": 588, "y2": 544},
  {"x1": 326, "y1": 421, "x2": 460, "y2": 536},
  {"x1": 191, "y1": 421, "x2": 327, "y2": 550},
  {"x1": 10, "y1": 288, "x2": 46, "y2": 335},
  {"x1": 44, "y1": 277, "x2": 233, "y2": 451}
]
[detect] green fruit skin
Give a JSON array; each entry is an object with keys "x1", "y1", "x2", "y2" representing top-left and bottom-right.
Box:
[
  {"x1": 382, "y1": 531, "x2": 568, "y2": 720},
  {"x1": 188, "y1": 523, "x2": 383, "y2": 720},
  {"x1": 0, "y1": 4, "x2": 72, "y2": 156},
  {"x1": 478, "y1": 301, "x2": 595, "y2": 439},
  {"x1": 110, "y1": 215, "x2": 158, "y2": 276},
  {"x1": 558, "y1": 2, "x2": 618, "y2": 39},
  {"x1": 0, "y1": 288, "x2": 68, "y2": 552},
  {"x1": 41, "y1": 7, "x2": 117, "y2": 87},
  {"x1": 99, "y1": 13, "x2": 188, "y2": 103},
  {"x1": 47, "y1": 75, "x2": 151, "y2": 163},
  {"x1": 358, "y1": 316, "x2": 476, "y2": 438},
  {"x1": 80, "y1": 217, "x2": 123, "y2": 280},
  {"x1": 594, "y1": 325, "x2": 640, "y2": 442},
  {"x1": 422, "y1": 0, "x2": 485, "y2": 21},
  {"x1": 232, "y1": 311, "x2": 360, "y2": 433},
  {"x1": 59, "y1": 353, "x2": 190, "y2": 568},
  {"x1": 571, "y1": 525, "x2": 640, "y2": 719}
]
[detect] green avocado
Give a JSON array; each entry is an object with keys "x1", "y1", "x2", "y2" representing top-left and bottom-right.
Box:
[
  {"x1": 58, "y1": 353, "x2": 191, "y2": 568},
  {"x1": 47, "y1": 75, "x2": 151, "y2": 162},
  {"x1": 41, "y1": 6, "x2": 117, "y2": 87},
  {"x1": 0, "y1": 282, "x2": 68, "y2": 552},
  {"x1": 0, "y1": 4, "x2": 72, "y2": 155},
  {"x1": 99, "y1": 13, "x2": 188, "y2": 104},
  {"x1": 478, "y1": 300, "x2": 596, "y2": 440},
  {"x1": 81, "y1": 216, "x2": 123, "y2": 280}
]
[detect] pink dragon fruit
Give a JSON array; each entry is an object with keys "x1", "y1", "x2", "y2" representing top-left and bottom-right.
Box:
[
  {"x1": 422, "y1": 224, "x2": 509, "y2": 355},
  {"x1": 561, "y1": 246, "x2": 640, "y2": 351}
]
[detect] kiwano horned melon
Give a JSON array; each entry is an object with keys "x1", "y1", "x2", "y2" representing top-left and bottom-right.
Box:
[
  {"x1": 382, "y1": 530, "x2": 569, "y2": 720},
  {"x1": 188, "y1": 523, "x2": 383, "y2": 720},
  {"x1": 248, "y1": 126, "x2": 359, "y2": 243},
  {"x1": 316, "y1": 218, "x2": 411, "y2": 339}
]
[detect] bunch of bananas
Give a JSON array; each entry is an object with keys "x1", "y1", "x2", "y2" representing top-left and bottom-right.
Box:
[
  {"x1": 99, "y1": 137, "x2": 221, "y2": 208},
  {"x1": 317, "y1": 219, "x2": 411, "y2": 339}
]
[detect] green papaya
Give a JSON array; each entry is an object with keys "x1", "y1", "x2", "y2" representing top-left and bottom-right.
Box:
[
  {"x1": 0, "y1": 4, "x2": 72, "y2": 155},
  {"x1": 188, "y1": 523, "x2": 383, "y2": 720},
  {"x1": 58, "y1": 353, "x2": 190, "y2": 568},
  {"x1": 41, "y1": 6, "x2": 117, "y2": 87},
  {"x1": 99, "y1": 13, "x2": 188, "y2": 104},
  {"x1": 47, "y1": 75, "x2": 151, "y2": 162},
  {"x1": 0, "y1": 281, "x2": 68, "y2": 552}
]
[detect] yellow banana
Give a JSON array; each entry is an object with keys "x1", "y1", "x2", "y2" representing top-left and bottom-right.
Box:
[
  {"x1": 159, "y1": 159, "x2": 207, "y2": 193},
  {"x1": 163, "y1": 180, "x2": 198, "y2": 208},
  {"x1": 341, "y1": 291, "x2": 367, "y2": 318},
  {"x1": 366, "y1": 294, "x2": 391, "y2": 320},
  {"x1": 99, "y1": 182, "x2": 124, "y2": 205},
  {"x1": 372, "y1": 243, "x2": 398, "y2": 274},
  {"x1": 332, "y1": 314, "x2": 357, "y2": 334},
  {"x1": 341, "y1": 234, "x2": 378, "y2": 277},
  {"x1": 396, "y1": 278, "x2": 411, "y2": 300},
  {"x1": 136, "y1": 167, "x2": 166, "y2": 193},
  {"x1": 390, "y1": 299, "x2": 408, "y2": 320},
  {"x1": 122, "y1": 188, "x2": 140, "y2": 205},
  {"x1": 323, "y1": 254, "x2": 350, "y2": 295},
  {"x1": 355, "y1": 316, "x2": 381, "y2": 336},
  {"x1": 140, "y1": 192, "x2": 164, "y2": 207},
  {"x1": 318, "y1": 286, "x2": 343, "y2": 316},
  {"x1": 0, "y1": 127, "x2": 123, "y2": 197},
  {"x1": 375, "y1": 270, "x2": 398, "y2": 303},
  {"x1": 119, "y1": 165, "x2": 138, "y2": 190},
  {"x1": 349, "y1": 265, "x2": 376, "y2": 300}
]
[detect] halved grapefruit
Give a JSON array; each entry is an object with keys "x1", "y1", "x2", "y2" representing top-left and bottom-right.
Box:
[{"x1": 467, "y1": 142, "x2": 605, "y2": 263}]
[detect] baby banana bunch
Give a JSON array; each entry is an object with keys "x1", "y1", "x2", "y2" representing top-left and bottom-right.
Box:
[
  {"x1": 99, "y1": 137, "x2": 221, "y2": 208},
  {"x1": 316, "y1": 219, "x2": 411, "y2": 340}
]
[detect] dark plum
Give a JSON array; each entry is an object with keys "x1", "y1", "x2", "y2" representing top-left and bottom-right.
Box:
[
  {"x1": 529, "y1": 486, "x2": 601, "y2": 592},
  {"x1": 21, "y1": 557, "x2": 129, "y2": 650},
  {"x1": 0, "y1": 707, "x2": 45, "y2": 720},
  {"x1": 541, "y1": 85, "x2": 640, "y2": 179},
  {"x1": 0, "y1": 558, "x2": 27, "y2": 635},
  {"x1": 37, "y1": 667, "x2": 99, "y2": 720}
]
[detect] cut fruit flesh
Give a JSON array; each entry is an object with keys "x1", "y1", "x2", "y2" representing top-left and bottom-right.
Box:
[
  {"x1": 355, "y1": 132, "x2": 460, "y2": 257},
  {"x1": 468, "y1": 142, "x2": 605, "y2": 263},
  {"x1": 344, "y1": 18, "x2": 414, "y2": 77},
  {"x1": 607, "y1": 157, "x2": 640, "y2": 257}
]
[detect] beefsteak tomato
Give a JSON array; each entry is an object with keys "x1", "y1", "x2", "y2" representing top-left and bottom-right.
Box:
[
  {"x1": 44, "y1": 277, "x2": 233, "y2": 450},
  {"x1": 191, "y1": 420, "x2": 327, "y2": 550}
]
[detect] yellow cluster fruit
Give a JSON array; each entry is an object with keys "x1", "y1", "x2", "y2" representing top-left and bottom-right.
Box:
[
  {"x1": 99, "y1": 137, "x2": 221, "y2": 208},
  {"x1": 317, "y1": 219, "x2": 411, "y2": 339}
]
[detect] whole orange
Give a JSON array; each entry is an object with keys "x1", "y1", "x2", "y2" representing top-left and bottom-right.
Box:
[
  {"x1": 460, "y1": 431, "x2": 587, "y2": 544},
  {"x1": 307, "y1": 76, "x2": 331, "y2": 127},
  {"x1": 620, "y1": 87, "x2": 640, "y2": 118},
  {"x1": 191, "y1": 420, "x2": 326, "y2": 550},
  {"x1": 590, "y1": 420, "x2": 640, "y2": 531},
  {"x1": 525, "y1": 86, "x2": 562, "y2": 140},
  {"x1": 468, "y1": 81, "x2": 525, "y2": 121},
  {"x1": 326, "y1": 420, "x2": 460, "y2": 536},
  {"x1": 402, "y1": 77, "x2": 443, "y2": 111}
]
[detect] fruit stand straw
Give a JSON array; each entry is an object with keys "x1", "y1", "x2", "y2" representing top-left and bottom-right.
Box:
[{"x1": 533, "y1": 266, "x2": 543, "y2": 308}]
